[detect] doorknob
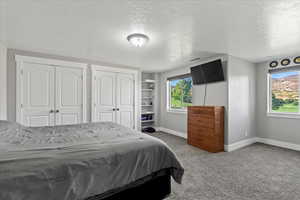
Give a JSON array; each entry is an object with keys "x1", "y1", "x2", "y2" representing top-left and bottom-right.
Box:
[
  {"x1": 116, "y1": 108, "x2": 120, "y2": 111},
  {"x1": 49, "y1": 110, "x2": 54, "y2": 113},
  {"x1": 55, "y1": 110, "x2": 59, "y2": 113},
  {"x1": 112, "y1": 108, "x2": 116, "y2": 111}
]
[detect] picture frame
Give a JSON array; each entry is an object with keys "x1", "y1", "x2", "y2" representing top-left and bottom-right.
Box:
[
  {"x1": 269, "y1": 61, "x2": 278, "y2": 68},
  {"x1": 294, "y1": 56, "x2": 300, "y2": 64},
  {"x1": 281, "y1": 58, "x2": 290, "y2": 66}
]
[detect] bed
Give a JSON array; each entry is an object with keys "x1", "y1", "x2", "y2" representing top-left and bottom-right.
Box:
[{"x1": 0, "y1": 121, "x2": 184, "y2": 200}]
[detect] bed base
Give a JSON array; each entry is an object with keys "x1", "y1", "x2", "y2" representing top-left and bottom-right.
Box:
[{"x1": 85, "y1": 172, "x2": 171, "y2": 200}]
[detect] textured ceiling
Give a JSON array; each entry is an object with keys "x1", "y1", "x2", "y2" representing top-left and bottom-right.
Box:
[{"x1": 1, "y1": 0, "x2": 300, "y2": 71}]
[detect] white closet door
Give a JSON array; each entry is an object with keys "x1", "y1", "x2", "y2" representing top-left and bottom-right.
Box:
[
  {"x1": 116, "y1": 73, "x2": 134, "y2": 129},
  {"x1": 55, "y1": 67, "x2": 83, "y2": 125},
  {"x1": 93, "y1": 71, "x2": 116, "y2": 122},
  {"x1": 21, "y1": 63, "x2": 55, "y2": 127}
]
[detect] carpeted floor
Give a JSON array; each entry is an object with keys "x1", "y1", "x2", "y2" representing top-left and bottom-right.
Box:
[{"x1": 150, "y1": 132, "x2": 300, "y2": 200}]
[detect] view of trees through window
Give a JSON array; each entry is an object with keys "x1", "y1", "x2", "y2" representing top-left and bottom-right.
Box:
[
  {"x1": 271, "y1": 71, "x2": 299, "y2": 113},
  {"x1": 169, "y1": 77, "x2": 192, "y2": 109}
]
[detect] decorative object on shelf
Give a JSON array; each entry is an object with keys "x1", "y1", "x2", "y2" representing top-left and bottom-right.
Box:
[
  {"x1": 294, "y1": 56, "x2": 300, "y2": 64},
  {"x1": 127, "y1": 33, "x2": 149, "y2": 47},
  {"x1": 148, "y1": 83, "x2": 155, "y2": 89},
  {"x1": 269, "y1": 61, "x2": 278, "y2": 68},
  {"x1": 142, "y1": 127, "x2": 156, "y2": 133},
  {"x1": 281, "y1": 58, "x2": 290, "y2": 66},
  {"x1": 141, "y1": 114, "x2": 153, "y2": 121}
]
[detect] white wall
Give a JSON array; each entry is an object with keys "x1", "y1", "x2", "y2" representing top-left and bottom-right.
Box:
[
  {"x1": 227, "y1": 56, "x2": 256, "y2": 144},
  {"x1": 0, "y1": 42, "x2": 7, "y2": 120},
  {"x1": 159, "y1": 55, "x2": 229, "y2": 143},
  {"x1": 256, "y1": 62, "x2": 300, "y2": 145},
  {"x1": 7, "y1": 49, "x2": 141, "y2": 128}
]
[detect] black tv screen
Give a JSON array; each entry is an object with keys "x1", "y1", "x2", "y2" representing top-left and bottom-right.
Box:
[{"x1": 190, "y1": 59, "x2": 224, "y2": 85}]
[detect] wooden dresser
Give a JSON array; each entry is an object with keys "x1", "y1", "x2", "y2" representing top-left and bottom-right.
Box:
[{"x1": 187, "y1": 106, "x2": 224, "y2": 153}]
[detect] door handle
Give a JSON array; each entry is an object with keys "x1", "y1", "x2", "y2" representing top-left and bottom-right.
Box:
[
  {"x1": 116, "y1": 108, "x2": 120, "y2": 111},
  {"x1": 49, "y1": 110, "x2": 54, "y2": 113},
  {"x1": 112, "y1": 108, "x2": 116, "y2": 111},
  {"x1": 55, "y1": 110, "x2": 59, "y2": 113}
]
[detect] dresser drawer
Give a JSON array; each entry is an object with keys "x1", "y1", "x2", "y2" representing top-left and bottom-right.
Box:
[
  {"x1": 188, "y1": 107, "x2": 215, "y2": 115},
  {"x1": 188, "y1": 136, "x2": 221, "y2": 152},
  {"x1": 188, "y1": 118, "x2": 215, "y2": 129},
  {"x1": 188, "y1": 127, "x2": 215, "y2": 136}
]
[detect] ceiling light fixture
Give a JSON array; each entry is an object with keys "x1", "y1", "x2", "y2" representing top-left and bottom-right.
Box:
[{"x1": 127, "y1": 33, "x2": 149, "y2": 47}]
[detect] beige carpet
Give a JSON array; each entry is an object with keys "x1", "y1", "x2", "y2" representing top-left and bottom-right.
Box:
[{"x1": 150, "y1": 132, "x2": 300, "y2": 200}]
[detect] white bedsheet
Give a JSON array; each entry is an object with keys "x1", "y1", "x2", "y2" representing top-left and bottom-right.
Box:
[{"x1": 0, "y1": 121, "x2": 184, "y2": 200}]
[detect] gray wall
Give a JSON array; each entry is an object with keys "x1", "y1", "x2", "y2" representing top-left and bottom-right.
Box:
[
  {"x1": 0, "y1": 42, "x2": 7, "y2": 120},
  {"x1": 7, "y1": 49, "x2": 141, "y2": 128},
  {"x1": 256, "y1": 62, "x2": 300, "y2": 145},
  {"x1": 158, "y1": 55, "x2": 257, "y2": 145},
  {"x1": 227, "y1": 56, "x2": 256, "y2": 144},
  {"x1": 159, "y1": 55, "x2": 229, "y2": 143}
]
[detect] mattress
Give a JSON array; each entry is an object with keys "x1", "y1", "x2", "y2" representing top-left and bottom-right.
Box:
[{"x1": 0, "y1": 121, "x2": 184, "y2": 200}]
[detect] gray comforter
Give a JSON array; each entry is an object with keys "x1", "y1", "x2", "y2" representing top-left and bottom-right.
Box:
[{"x1": 0, "y1": 121, "x2": 184, "y2": 200}]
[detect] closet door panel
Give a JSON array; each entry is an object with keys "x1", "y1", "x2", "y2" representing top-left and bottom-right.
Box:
[
  {"x1": 116, "y1": 73, "x2": 134, "y2": 128},
  {"x1": 93, "y1": 71, "x2": 116, "y2": 122},
  {"x1": 55, "y1": 67, "x2": 83, "y2": 125},
  {"x1": 22, "y1": 63, "x2": 55, "y2": 127}
]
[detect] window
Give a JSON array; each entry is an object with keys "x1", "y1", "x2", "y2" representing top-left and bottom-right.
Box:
[
  {"x1": 269, "y1": 69, "x2": 300, "y2": 116},
  {"x1": 167, "y1": 74, "x2": 192, "y2": 111}
]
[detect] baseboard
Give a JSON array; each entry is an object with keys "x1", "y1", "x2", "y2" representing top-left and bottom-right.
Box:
[
  {"x1": 225, "y1": 137, "x2": 300, "y2": 152},
  {"x1": 156, "y1": 127, "x2": 187, "y2": 139},
  {"x1": 224, "y1": 138, "x2": 258, "y2": 152},
  {"x1": 257, "y1": 138, "x2": 300, "y2": 151},
  {"x1": 155, "y1": 127, "x2": 300, "y2": 152}
]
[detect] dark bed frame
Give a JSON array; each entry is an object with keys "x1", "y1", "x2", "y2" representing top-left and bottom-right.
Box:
[{"x1": 85, "y1": 169, "x2": 171, "y2": 200}]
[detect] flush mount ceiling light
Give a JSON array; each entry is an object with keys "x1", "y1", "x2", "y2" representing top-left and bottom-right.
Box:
[{"x1": 127, "y1": 33, "x2": 149, "y2": 47}]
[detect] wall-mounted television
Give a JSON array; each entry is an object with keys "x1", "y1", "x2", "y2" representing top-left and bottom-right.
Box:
[{"x1": 190, "y1": 59, "x2": 224, "y2": 85}]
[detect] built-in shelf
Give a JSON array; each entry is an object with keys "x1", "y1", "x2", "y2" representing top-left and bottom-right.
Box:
[
  {"x1": 142, "y1": 89, "x2": 153, "y2": 91},
  {"x1": 142, "y1": 79, "x2": 155, "y2": 83},
  {"x1": 142, "y1": 112, "x2": 154, "y2": 115},
  {"x1": 141, "y1": 72, "x2": 156, "y2": 130},
  {"x1": 141, "y1": 120, "x2": 154, "y2": 123}
]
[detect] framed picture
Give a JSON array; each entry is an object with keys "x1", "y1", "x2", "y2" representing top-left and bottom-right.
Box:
[
  {"x1": 294, "y1": 56, "x2": 300, "y2": 64},
  {"x1": 269, "y1": 61, "x2": 278, "y2": 68},
  {"x1": 281, "y1": 58, "x2": 290, "y2": 66}
]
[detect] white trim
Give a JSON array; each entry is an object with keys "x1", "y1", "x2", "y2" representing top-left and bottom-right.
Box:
[
  {"x1": 267, "y1": 71, "x2": 300, "y2": 117},
  {"x1": 156, "y1": 128, "x2": 300, "y2": 152},
  {"x1": 91, "y1": 65, "x2": 139, "y2": 131},
  {"x1": 15, "y1": 55, "x2": 87, "y2": 69},
  {"x1": 82, "y1": 69, "x2": 87, "y2": 123},
  {"x1": 166, "y1": 76, "x2": 192, "y2": 113},
  {"x1": 224, "y1": 138, "x2": 257, "y2": 152},
  {"x1": 166, "y1": 110, "x2": 187, "y2": 115},
  {"x1": 267, "y1": 112, "x2": 300, "y2": 119},
  {"x1": 225, "y1": 137, "x2": 300, "y2": 152},
  {"x1": 16, "y1": 59, "x2": 22, "y2": 123},
  {"x1": 15, "y1": 55, "x2": 88, "y2": 124},
  {"x1": 156, "y1": 127, "x2": 187, "y2": 139},
  {"x1": 257, "y1": 138, "x2": 300, "y2": 151},
  {"x1": 91, "y1": 65, "x2": 138, "y2": 75},
  {"x1": 0, "y1": 43, "x2": 7, "y2": 120}
]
